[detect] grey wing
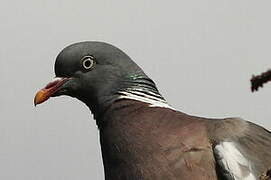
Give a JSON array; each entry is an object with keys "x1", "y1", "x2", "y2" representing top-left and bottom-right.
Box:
[{"x1": 209, "y1": 118, "x2": 271, "y2": 180}]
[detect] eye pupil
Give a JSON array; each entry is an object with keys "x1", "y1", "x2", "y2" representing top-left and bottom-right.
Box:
[
  {"x1": 82, "y1": 56, "x2": 95, "y2": 70},
  {"x1": 84, "y1": 59, "x2": 91, "y2": 67}
]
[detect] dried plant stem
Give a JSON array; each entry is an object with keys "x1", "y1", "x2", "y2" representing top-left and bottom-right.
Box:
[{"x1": 251, "y1": 69, "x2": 271, "y2": 92}]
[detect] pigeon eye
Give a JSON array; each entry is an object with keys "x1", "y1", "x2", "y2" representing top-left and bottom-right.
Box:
[{"x1": 81, "y1": 56, "x2": 95, "y2": 70}]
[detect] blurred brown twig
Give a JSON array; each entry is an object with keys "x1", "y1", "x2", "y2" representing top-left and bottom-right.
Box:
[{"x1": 251, "y1": 69, "x2": 271, "y2": 92}]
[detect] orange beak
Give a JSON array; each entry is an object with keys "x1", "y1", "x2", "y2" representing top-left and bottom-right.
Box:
[{"x1": 34, "y1": 77, "x2": 69, "y2": 106}]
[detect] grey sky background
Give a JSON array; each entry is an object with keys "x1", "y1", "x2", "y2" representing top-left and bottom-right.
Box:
[{"x1": 1, "y1": 0, "x2": 271, "y2": 179}]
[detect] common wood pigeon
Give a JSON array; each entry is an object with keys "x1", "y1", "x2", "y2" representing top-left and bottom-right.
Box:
[{"x1": 34, "y1": 41, "x2": 271, "y2": 180}]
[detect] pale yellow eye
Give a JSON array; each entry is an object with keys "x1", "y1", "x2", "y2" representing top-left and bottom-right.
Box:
[{"x1": 82, "y1": 56, "x2": 95, "y2": 70}]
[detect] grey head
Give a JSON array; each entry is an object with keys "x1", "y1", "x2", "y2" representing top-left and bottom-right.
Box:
[{"x1": 34, "y1": 41, "x2": 163, "y2": 120}]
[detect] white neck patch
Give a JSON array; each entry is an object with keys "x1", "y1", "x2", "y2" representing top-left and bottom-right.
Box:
[
  {"x1": 117, "y1": 91, "x2": 175, "y2": 110},
  {"x1": 214, "y1": 141, "x2": 256, "y2": 180}
]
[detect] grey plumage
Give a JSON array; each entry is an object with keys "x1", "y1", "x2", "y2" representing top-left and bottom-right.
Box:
[{"x1": 35, "y1": 41, "x2": 271, "y2": 180}]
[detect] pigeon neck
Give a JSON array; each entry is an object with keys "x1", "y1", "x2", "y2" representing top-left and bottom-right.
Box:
[
  {"x1": 118, "y1": 75, "x2": 166, "y2": 101},
  {"x1": 86, "y1": 75, "x2": 172, "y2": 126},
  {"x1": 116, "y1": 75, "x2": 173, "y2": 108}
]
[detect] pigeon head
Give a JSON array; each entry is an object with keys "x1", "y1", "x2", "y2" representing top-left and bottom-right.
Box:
[{"x1": 34, "y1": 41, "x2": 161, "y2": 118}]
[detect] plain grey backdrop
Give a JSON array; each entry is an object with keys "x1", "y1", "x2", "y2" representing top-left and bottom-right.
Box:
[{"x1": 1, "y1": 0, "x2": 271, "y2": 179}]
